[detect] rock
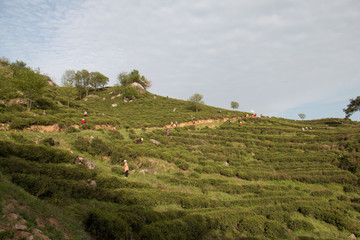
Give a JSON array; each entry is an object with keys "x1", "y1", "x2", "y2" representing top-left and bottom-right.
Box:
[
  {"x1": 123, "y1": 98, "x2": 129, "y2": 103},
  {"x1": 8, "y1": 98, "x2": 27, "y2": 106},
  {"x1": 18, "y1": 218, "x2": 27, "y2": 225},
  {"x1": 33, "y1": 229, "x2": 50, "y2": 240},
  {"x1": 139, "y1": 170, "x2": 146, "y2": 174},
  {"x1": 103, "y1": 97, "x2": 106, "y2": 101},
  {"x1": 224, "y1": 162, "x2": 229, "y2": 166},
  {"x1": 149, "y1": 139, "x2": 161, "y2": 145},
  {"x1": 7, "y1": 213, "x2": 18, "y2": 221},
  {"x1": 75, "y1": 157, "x2": 95, "y2": 170},
  {"x1": 349, "y1": 234, "x2": 356, "y2": 240},
  {"x1": 18, "y1": 231, "x2": 34, "y2": 240},
  {"x1": 14, "y1": 224, "x2": 27, "y2": 230},
  {"x1": 130, "y1": 82, "x2": 145, "y2": 94},
  {"x1": 112, "y1": 103, "x2": 117, "y2": 107},
  {"x1": 111, "y1": 96, "x2": 116, "y2": 99},
  {"x1": 90, "y1": 180, "x2": 97, "y2": 187}
]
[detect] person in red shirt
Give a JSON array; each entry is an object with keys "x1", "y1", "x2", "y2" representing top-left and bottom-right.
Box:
[{"x1": 81, "y1": 119, "x2": 85, "y2": 124}]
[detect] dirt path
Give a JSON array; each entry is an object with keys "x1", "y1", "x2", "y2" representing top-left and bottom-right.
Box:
[{"x1": 0, "y1": 117, "x2": 240, "y2": 133}]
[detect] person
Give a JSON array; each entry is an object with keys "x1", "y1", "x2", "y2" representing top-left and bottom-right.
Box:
[
  {"x1": 166, "y1": 128, "x2": 170, "y2": 136},
  {"x1": 136, "y1": 138, "x2": 143, "y2": 144},
  {"x1": 81, "y1": 119, "x2": 85, "y2": 124},
  {"x1": 240, "y1": 121, "x2": 243, "y2": 127},
  {"x1": 84, "y1": 111, "x2": 88, "y2": 117},
  {"x1": 43, "y1": 110, "x2": 46, "y2": 116},
  {"x1": 123, "y1": 160, "x2": 129, "y2": 177}
]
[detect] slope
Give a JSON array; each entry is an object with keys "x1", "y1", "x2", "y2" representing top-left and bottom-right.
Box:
[{"x1": 0, "y1": 86, "x2": 360, "y2": 239}]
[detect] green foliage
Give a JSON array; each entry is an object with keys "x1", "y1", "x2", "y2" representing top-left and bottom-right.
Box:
[
  {"x1": 118, "y1": 69, "x2": 151, "y2": 89},
  {"x1": 288, "y1": 219, "x2": 314, "y2": 231},
  {"x1": 13, "y1": 67, "x2": 48, "y2": 111},
  {"x1": 85, "y1": 208, "x2": 131, "y2": 240},
  {"x1": 90, "y1": 137, "x2": 111, "y2": 156},
  {"x1": 108, "y1": 130, "x2": 124, "y2": 140},
  {"x1": 188, "y1": 93, "x2": 204, "y2": 112},
  {"x1": 73, "y1": 136, "x2": 90, "y2": 152},
  {"x1": 231, "y1": 101, "x2": 239, "y2": 110},
  {"x1": 298, "y1": 113, "x2": 306, "y2": 120},
  {"x1": 344, "y1": 96, "x2": 360, "y2": 119},
  {"x1": 122, "y1": 85, "x2": 139, "y2": 99}
]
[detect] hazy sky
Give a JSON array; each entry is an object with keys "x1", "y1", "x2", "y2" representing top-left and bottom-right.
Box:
[{"x1": 1, "y1": 0, "x2": 359, "y2": 120}]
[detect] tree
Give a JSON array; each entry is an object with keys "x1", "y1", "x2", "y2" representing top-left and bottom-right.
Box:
[
  {"x1": 14, "y1": 68, "x2": 48, "y2": 111},
  {"x1": 117, "y1": 69, "x2": 151, "y2": 89},
  {"x1": 188, "y1": 93, "x2": 204, "y2": 112},
  {"x1": 231, "y1": 101, "x2": 239, "y2": 110},
  {"x1": 61, "y1": 70, "x2": 76, "y2": 108},
  {"x1": 89, "y1": 71, "x2": 109, "y2": 91},
  {"x1": 75, "y1": 69, "x2": 90, "y2": 99},
  {"x1": 343, "y1": 96, "x2": 360, "y2": 119},
  {"x1": 298, "y1": 113, "x2": 306, "y2": 120}
]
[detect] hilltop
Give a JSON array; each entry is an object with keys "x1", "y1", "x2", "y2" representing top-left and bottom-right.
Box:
[{"x1": 1, "y1": 68, "x2": 360, "y2": 239}]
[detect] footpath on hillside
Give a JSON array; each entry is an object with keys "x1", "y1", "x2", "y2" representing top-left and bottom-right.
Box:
[{"x1": 0, "y1": 117, "x2": 241, "y2": 133}]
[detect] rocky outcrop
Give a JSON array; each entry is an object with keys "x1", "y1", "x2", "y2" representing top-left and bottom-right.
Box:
[
  {"x1": 130, "y1": 82, "x2": 145, "y2": 94},
  {"x1": 75, "y1": 157, "x2": 95, "y2": 170},
  {"x1": 149, "y1": 139, "x2": 161, "y2": 145}
]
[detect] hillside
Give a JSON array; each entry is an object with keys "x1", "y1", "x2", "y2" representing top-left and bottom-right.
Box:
[{"x1": 1, "y1": 82, "x2": 360, "y2": 239}]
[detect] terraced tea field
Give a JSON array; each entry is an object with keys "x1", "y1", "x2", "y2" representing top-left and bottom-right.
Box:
[{"x1": 1, "y1": 115, "x2": 359, "y2": 240}]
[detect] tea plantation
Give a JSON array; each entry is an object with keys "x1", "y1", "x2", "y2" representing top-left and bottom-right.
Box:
[{"x1": 0, "y1": 86, "x2": 360, "y2": 239}]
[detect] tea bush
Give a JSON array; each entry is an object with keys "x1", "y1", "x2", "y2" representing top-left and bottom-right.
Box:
[
  {"x1": 288, "y1": 219, "x2": 314, "y2": 231},
  {"x1": 73, "y1": 136, "x2": 90, "y2": 152},
  {"x1": 85, "y1": 208, "x2": 131, "y2": 240},
  {"x1": 108, "y1": 130, "x2": 124, "y2": 140},
  {"x1": 9, "y1": 117, "x2": 34, "y2": 129},
  {"x1": 310, "y1": 190, "x2": 333, "y2": 198},
  {"x1": 237, "y1": 215, "x2": 267, "y2": 235},
  {"x1": 90, "y1": 137, "x2": 111, "y2": 156}
]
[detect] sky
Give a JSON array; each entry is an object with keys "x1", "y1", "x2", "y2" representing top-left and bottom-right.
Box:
[{"x1": 1, "y1": 0, "x2": 359, "y2": 121}]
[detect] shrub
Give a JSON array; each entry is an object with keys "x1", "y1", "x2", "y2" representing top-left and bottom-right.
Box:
[
  {"x1": 108, "y1": 130, "x2": 124, "y2": 140},
  {"x1": 65, "y1": 126, "x2": 79, "y2": 133},
  {"x1": 122, "y1": 85, "x2": 139, "y2": 99},
  {"x1": 238, "y1": 215, "x2": 267, "y2": 235},
  {"x1": 288, "y1": 219, "x2": 314, "y2": 232},
  {"x1": 310, "y1": 190, "x2": 333, "y2": 197},
  {"x1": 85, "y1": 209, "x2": 132, "y2": 240},
  {"x1": 175, "y1": 159, "x2": 189, "y2": 170},
  {"x1": 90, "y1": 137, "x2": 111, "y2": 156},
  {"x1": 220, "y1": 168, "x2": 236, "y2": 177},
  {"x1": 344, "y1": 185, "x2": 359, "y2": 193},
  {"x1": 264, "y1": 220, "x2": 287, "y2": 239},
  {"x1": 9, "y1": 118, "x2": 34, "y2": 129},
  {"x1": 73, "y1": 136, "x2": 90, "y2": 152},
  {"x1": 111, "y1": 150, "x2": 129, "y2": 165}
]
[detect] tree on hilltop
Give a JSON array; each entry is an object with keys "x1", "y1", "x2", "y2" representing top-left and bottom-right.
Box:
[
  {"x1": 89, "y1": 72, "x2": 109, "y2": 91},
  {"x1": 231, "y1": 101, "x2": 239, "y2": 110},
  {"x1": 344, "y1": 96, "x2": 360, "y2": 119},
  {"x1": 298, "y1": 113, "x2": 306, "y2": 120},
  {"x1": 14, "y1": 67, "x2": 48, "y2": 111},
  {"x1": 117, "y1": 69, "x2": 151, "y2": 89},
  {"x1": 189, "y1": 93, "x2": 204, "y2": 112},
  {"x1": 61, "y1": 70, "x2": 76, "y2": 108},
  {"x1": 75, "y1": 69, "x2": 90, "y2": 99}
]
